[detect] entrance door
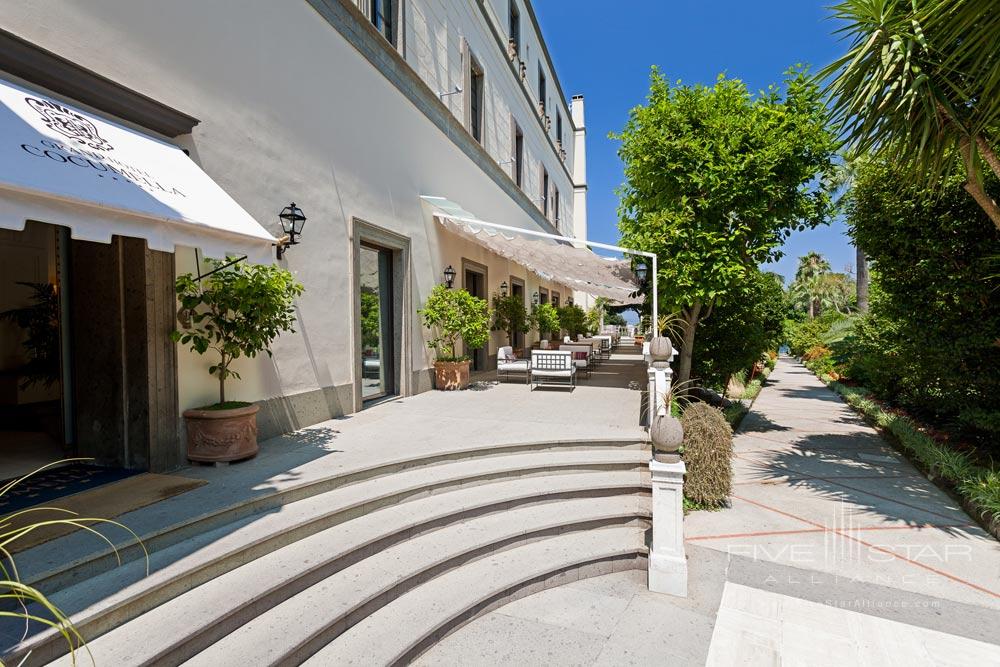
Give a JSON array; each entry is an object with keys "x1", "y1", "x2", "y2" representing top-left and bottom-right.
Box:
[
  {"x1": 510, "y1": 280, "x2": 525, "y2": 352},
  {"x1": 359, "y1": 244, "x2": 396, "y2": 401},
  {"x1": 463, "y1": 266, "x2": 487, "y2": 371}
]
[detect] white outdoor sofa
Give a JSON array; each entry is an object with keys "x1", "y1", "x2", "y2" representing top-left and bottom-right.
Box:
[
  {"x1": 497, "y1": 346, "x2": 530, "y2": 383},
  {"x1": 529, "y1": 349, "x2": 577, "y2": 390}
]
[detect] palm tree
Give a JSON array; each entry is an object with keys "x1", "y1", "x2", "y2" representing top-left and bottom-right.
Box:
[
  {"x1": 821, "y1": 0, "x2": 1000, "y2": 230},
  {"x1": 830, "y1": 154, "x2": 870, "y2": 313}
]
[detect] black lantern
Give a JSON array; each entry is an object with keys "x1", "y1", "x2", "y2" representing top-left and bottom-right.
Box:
[
  {"x1": 443, "y1": 265, "x2": 457, "y2": 288},
  {"x1": 500, "y1": 281, "x2": 508, "y2": 297},
  {"x1": 634, "y1": 262, "x2": 649, "y2": 283},
  {"x1": 567, "y1": 296, "x2": 574, "y2": 306},
  {"x1": 531, "y1": 291, "x2": 539, "y2": 306},
  {"x1": 277, "y1": 202, "x2": 306, "y2": 259}
]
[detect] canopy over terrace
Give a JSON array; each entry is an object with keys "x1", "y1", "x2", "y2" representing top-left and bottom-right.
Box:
[{"x1": 421, "y1": 195, "x2": 656, "y2": 322}]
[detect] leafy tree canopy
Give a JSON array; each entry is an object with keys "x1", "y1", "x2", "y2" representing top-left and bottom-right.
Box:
[{"x1": 614, "y1": 66, "x2": 838, "y2": 384}]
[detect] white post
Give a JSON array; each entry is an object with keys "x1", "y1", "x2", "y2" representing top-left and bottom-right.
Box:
[
  {"x1": 648, "y1": 458, "x2": 688, "y2": 596},
  {"x1": 651, "y1": 254, "x2": 658, "y2": 334}
]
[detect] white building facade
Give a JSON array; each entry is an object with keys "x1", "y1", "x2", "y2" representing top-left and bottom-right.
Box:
[{"x1": 0, "y1": 0, "x2": 589, "y2": 470}]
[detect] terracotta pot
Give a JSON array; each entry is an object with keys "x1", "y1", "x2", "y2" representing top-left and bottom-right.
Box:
[
  {"x1": 184, "y1": 403, "x2": 260, "y2": 463},
  {"x1": 651, "y1": 413, "x2": 684, "y2": 462},
  {"x1": 434, "y1": 360, "x2": 471, "y2": 390},
  {"x1": 634, "y1": 335, "x2": 645, "y2": 346}
]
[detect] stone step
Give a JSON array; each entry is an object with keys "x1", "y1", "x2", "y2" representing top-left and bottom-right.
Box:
[
  {"x1": 302, "y1": 527, "x2": 647, "y2": 666},
  {"x1": 19, "y1": 438, "x2": 646, "y2": 595},
  {"x1": 44, "y1": 482, "x2": 648, "y2": 666},
  {"x1": 13, "y1": 449, "x2": 649, "y2": 664}
]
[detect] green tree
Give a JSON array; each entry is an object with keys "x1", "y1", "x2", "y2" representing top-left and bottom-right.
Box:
[
  {"x1": 359, "y1": 287, "x2": 381, "y2": 350},
  {"x1": 173, "y1": 259, "x2": 304, "y2": 405},
  {"x1": 418, "y1": 285, "x2": 490, "y2": 361},
  {"x1": 533, "y1": 302, "x2": 561, "y2": 339},
  {"x1": 557, "y1": 304, "x2": 588, "y2": 339},
  {"x1": 614, "y1": 67, "x2": 837, "y2": 386},
  {"x1": 491, "y1": 293, "x2": 531, "y2": 346},
  {"x1": 822, "y1": 0, "x2": 1000, "y2": 230},
  {"x1": 693, "y1": 270, "x2": 786, "y2": 389},
  {"x1": 845, "y1": 158, "x2": 1000, "y2": 430}
]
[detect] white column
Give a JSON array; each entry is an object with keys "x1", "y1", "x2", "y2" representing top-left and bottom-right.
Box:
[{"x1": 648, "y1": 458, "x2": 688, "y2": 596}]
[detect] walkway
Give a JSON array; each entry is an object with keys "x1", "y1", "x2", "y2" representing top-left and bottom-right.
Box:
[{"x1": 420, "y1": 357, "x2": 1000, "y2": 665}]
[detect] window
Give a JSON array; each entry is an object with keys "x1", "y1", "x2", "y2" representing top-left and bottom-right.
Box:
[
  {"x1": 538, "y1": 65, "x2": 546, "y2": 113},
  {"x1": 370, "y1": 0, "x2": 397, "y2": 47},
  {"x1": 509, "y1": 2, "x2": 520, "y2": 57},
  {"x1": 514, "y1": 123, "x2": 524, "y2": 187},
  {"x1": 553, "y1": 189, "x2": 560, "y2": 225},
  {"x1": 552, "y1": 292, "x2": 560, "y2": 308},
  {"x1": 469, "y1": 56, "x2": 484, "y2": 143},
  {"x1": 541, "y1": 167, "x2": 549, "y2": 217},
  {"x1": 556, "y1": 111, "x2": 563, "y2": 146}
]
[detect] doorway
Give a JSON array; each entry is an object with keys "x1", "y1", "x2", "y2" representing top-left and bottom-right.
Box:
[
  {"x1": 359, "y1": 243, "x2": 396, "y2": 401},
  {"x1": 463, "y1": 261, "x2": 487, "y2": 371},
  {"x1": 0, "y1": 222, "x2": 70, "y2": 481},
  {"x1": 510, "y1": 276, "x2": 525, "y2": 353}
]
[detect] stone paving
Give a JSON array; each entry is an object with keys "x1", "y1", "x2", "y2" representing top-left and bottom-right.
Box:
[{"x1": 418, "y1": 357, "x2": 1000, "y2": 665}]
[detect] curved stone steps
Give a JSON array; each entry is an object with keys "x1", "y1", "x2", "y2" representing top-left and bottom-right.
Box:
[
  {"x1": 302, "y1": 527, "x2": 647, "y2": 667},
  {"x1": 44, "y1": 484, "x2": 648, "y2": 666},
  {"x1": 16, "y1": 448, "x2": 648, "y2": 665},
  {"x1": 20, "y1": 438, "x2": 645, "y2": 595},
  {"x1": 184, "y1": 498, "x2": 647, "y2": 667}
]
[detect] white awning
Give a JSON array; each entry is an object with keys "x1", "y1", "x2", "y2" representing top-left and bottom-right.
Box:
[
  {"x1": 0, "y1": 77, "x2": 276, "y2": 263},
  {"x1": 422, "y1": 195, "x2": 641, "y2": 302}
]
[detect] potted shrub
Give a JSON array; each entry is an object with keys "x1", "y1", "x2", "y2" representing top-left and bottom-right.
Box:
[
  {"x1": 557, "y1": 304, "x2": 587, "y2": 340},
  {"x1": 419, "y1": 284, "x2": 490, "y2": 390},
  {"x1": 492, "y1": 292, "x2": 531, "y2": 354},
  {"x1": 533, "y1": 302, "x2": 560, "y2": 342},
  {"x1": 172, "y1": 259, "x2": 303, "y2": 462}
]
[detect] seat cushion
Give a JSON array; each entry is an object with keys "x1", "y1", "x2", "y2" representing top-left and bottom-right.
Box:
[
  {"x1": 499, "y1": 360, "x2": 529, "y2": 370},
  {"x1": 532, "y1": 369, "x2": 575, "y2": 378}
]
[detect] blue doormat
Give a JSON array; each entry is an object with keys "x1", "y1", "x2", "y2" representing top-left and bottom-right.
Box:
[{"x1": 0, "y1": 464, "x2": 140, "y2": 515}]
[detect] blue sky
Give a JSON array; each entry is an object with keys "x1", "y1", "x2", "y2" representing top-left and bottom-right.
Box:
[{"x1": 533, "y1": 1, "x2": 854, "y2": 284}]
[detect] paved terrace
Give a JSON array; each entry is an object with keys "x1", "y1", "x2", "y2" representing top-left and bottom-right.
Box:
[{"x1": 18, "y1": 347, "x2": 649, "y2": 583}]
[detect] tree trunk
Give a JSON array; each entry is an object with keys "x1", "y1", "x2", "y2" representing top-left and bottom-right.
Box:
[
  {"x1": 960, "y1": 137, "x2": 1000, "y2": 232},
  {"x1": 856, "y1": 245, "x2": 869, "y2": 314},
  {"x1": 676, "y1": 301, "x2": 702, "y2": 389},
  {"x1": 808, "y1": 299, "x2": 815, "y2": 319},
  {"x1": 218, "y1": 356, "x2": 226, "y2": 405},
  {"x1": 976, "y1": 136, "x2": 1000, "y2": 181}
]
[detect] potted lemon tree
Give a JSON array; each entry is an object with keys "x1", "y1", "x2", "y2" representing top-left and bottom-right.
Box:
[
  {"x1": 419, "y1": 284, "x2": 490, "y2": 390},
  {"x1": 172, "y1": 258, "x2": 303, "y2": 462}
]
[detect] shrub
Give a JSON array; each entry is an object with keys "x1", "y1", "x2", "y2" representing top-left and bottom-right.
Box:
[
  {"x1": 846, "y1": 159, "x2": 1000, "y2": 430},
  {"x1": 492, "y1": 293, "x2": 530, "y2": 347},
  {"x1": 557, "y1": 304, "x2": 588, "y2": 338},
  {"x1": 533, "y1": 302, "x2": 561, "y2": 338},
  {"x1": 418, "y1": 285, "x2": 490, "y2": 361},
  {"x1": 802, "y1": 345, "x2": 830, "y2": 361},
  {"x1": 692, "y1": 269, "x2": 786, "y2": 389},
  {"x1": 173, "y1": 259, "x2": 304, "y2": 405},
  {"x1": 681, "y1": 403, "x2": 734, "y2": 507}
]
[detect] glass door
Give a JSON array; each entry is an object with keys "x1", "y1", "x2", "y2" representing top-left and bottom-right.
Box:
[{"x1": 359, "y1": 244, "x2": 395, "y2": 401}]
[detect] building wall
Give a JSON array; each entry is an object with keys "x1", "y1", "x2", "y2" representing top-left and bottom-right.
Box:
[{"x1": 0, "y1": 0, "x2": 584, "y2": 436}]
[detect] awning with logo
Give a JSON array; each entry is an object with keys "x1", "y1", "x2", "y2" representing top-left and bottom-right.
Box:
[
  {"x1": 0, "y1": 77, "x2": 276, "y2": 263},
  {"x1": 421, "y1": 195, "x2": 643, "y2": 302}
]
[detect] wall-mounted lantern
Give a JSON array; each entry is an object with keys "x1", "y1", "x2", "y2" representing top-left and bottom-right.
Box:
[
  {"x1": 443, "y1": 265, "x2": 457, "y2": 289},
  {"x1": 276, "y1": 202, "x2": 306, "y2": 259},
  {"x1": 531, "y1": 291, "x2": 539, "y2": 306},
  {"x1": 634, "y1": 261, "x2": 649, "y2": 284},
  {"x1": 567, "y1": 296, "x2": 574, "y2": 306},
  {"x1": 500, "y1": 281, "x2": 508, "y2": 297}
]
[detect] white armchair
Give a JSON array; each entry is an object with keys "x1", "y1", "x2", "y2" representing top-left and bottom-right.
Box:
[{"x1": 497, "y1": 346, "x2": 530, "y2": 383}]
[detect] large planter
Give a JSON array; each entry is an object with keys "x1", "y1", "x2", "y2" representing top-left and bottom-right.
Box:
[
  {"x1": 184, "y1": 403, "x2": 260, "y2": 463},
  {"x1": 434, "y1": 360, "x2": 471, "y2": 390},
  {"x1": 634, "y1": 335, "x2": 645, "y2": 347}
]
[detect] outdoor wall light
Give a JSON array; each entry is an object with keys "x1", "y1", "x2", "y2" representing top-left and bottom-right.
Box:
[
  {"x1": 567, "y1": 296, "x2": 573, "y2": 306},
  {"x1": 276, "y1": 202, "x2": 306, "y2": 259},
  {"x1": 634, "y1": 262, "x2": 649, "y2": 283},
  {"x1": 532, "y1": 291, "x2": 539, "y2": 306},
  {"x1": 443, "y1": 265, "x2": 457, "y2": 289},
  {"x1": 500, "y1": 281, "x2": 508, "y2": 297}
]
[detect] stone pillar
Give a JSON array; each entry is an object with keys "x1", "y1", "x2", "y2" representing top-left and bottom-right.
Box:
[{"x1": 649, "y1": 458, "x2": 688, "y2": 596}]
